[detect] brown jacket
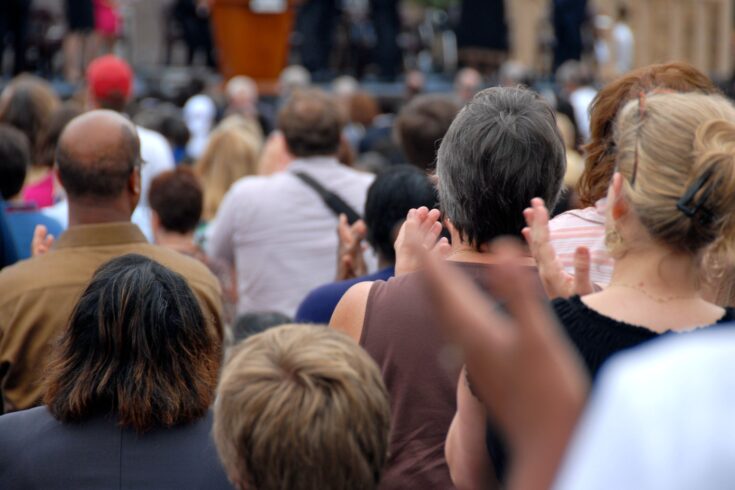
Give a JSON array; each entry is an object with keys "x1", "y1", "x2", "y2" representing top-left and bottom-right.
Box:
[{"x1": 0, "y1": 222, "x2": 223, "y2": 412}]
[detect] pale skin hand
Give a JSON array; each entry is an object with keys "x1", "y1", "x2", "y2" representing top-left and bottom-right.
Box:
[
  {"x1": 394, "y1": 207, "x2": 451, "y2": 276},
  {"x1": 417, "y1": 238, "x2": 589, "y2": 490},
  {"x1": 330, "y1": 207, "x2": 451, "y2": 341},
  {"x1": 31, "y1": 224, "x2": 54, "y2": 257},
  {"x1": 522, "y1": 197, "x2": 594, "y2": 299},
  {"x1": 336, "y1": 213, "x2": 368, "y2": 281}
]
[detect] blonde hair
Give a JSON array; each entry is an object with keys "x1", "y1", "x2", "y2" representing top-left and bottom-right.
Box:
[
  {"x1": 613, "y1": 92, "x2": 735, "y2": 261},
  {"x1": 195, "y1": 119, "x2": 262, "y2": 221},
  {"x1": 213, "y1": 324, "x2": 390, "y2": 490}
]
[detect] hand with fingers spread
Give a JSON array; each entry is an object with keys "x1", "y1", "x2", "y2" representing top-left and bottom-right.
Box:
[
  {"x1": 394, "y1": 206, "x2": 451, "y2": 276},
  {"x1": 522, "y1": 198, "x2": 594, "y2": 299},
  {"x1": 31, "y1": 224, "x2": 55, "y2": 258},
  {"x1": 336, "y1": 214, "x2": 368, "y2": 281},
  {"x1": 418, "y1": 238, "x2": 589, "y2": 490}
]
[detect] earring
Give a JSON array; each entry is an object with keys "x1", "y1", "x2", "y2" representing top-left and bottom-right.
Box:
[{"x1": 605, "y1": 224, "x2": 624, "y2": 256}]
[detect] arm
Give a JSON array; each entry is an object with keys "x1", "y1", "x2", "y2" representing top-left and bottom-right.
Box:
[
  {"x1": 329, "y1": 281, "x2": 372, "y2": 342},
  {"x1": 206, "y1": 186, "x2": 241, "y2": 266},
  {"x1": 446, "y1": 368, "x2": 498, "y2": 490}
]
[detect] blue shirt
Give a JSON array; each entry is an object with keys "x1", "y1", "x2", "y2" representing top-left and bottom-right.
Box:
[
  {"x1": 0, "y1": 201, "x2": 17, "y2": 269},
  {"x1": 295, "y1": 266, "x2": 395, "y2": 324},
  {"x1": 4, "y1": 203, "x2": 63, "y2": 260}
]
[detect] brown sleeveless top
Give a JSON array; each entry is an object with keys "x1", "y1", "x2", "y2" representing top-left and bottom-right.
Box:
[{"x1": 361, "y1": 263, "x2": 490, "y2": 490}]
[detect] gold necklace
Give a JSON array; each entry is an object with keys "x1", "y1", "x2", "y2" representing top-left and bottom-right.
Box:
[{"x1": 606, "y1": 283, "x2": 699, "y2": 304}]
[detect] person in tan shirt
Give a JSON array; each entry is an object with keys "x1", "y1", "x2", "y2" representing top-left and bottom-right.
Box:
[{"x1": 0, "y1": 110, "x2": 223, "y2": 413}]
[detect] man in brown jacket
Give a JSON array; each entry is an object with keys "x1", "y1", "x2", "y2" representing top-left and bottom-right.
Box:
[{"x1": 0, "y1": 110, "x2": 223, "y2": 412}]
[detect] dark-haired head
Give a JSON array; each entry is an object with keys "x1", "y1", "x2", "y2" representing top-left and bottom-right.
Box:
[
  {"x1": 437, "y1": 86, "x2": 566, "y2": 249},
  {"x1": 277, "y1": 89, "x2": 343, "y2": 158},
  {"x1": 0, "y1": 123, "x2": 31, "y2": 200},
  {"x1": 37, "y1": 103, "x2": 83, "y2": 169},
  {"x1": 394, "y1": 94, "x2": 460, "y2": 171},
  {"x1": 365, "y1": 165, "x2": 438, "y2": 263},
  {"x1": 0, "y1": 74, "x2": 60, "y2": 164},
  {"x1": 149, "y1": 167, "x2": 203, "y2": 234},
  {"x1": 44, "y1": 254, "x2": 221, "y2": 432}
]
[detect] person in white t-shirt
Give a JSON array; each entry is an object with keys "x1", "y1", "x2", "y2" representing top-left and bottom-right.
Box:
[{"x1": 207, "y1": 89, "x2": 373, "y2": 317}]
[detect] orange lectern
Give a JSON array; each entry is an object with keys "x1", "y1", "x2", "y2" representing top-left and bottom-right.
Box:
[{"x1": 210, "y1": 0, "x2": 295, "y2": 93}]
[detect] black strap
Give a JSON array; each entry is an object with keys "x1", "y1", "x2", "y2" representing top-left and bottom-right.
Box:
[{"x1": 293, "y1": 171, "x2": 362, "y2": 225}]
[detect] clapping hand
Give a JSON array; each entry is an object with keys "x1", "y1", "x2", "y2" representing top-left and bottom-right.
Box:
[
  {"x1": 522, "y1": 198, "x2": 594, "y2": 299},
  {"x1": 393, "y1": 207, "x2": 451, "y2": 276},
  {"x1": 31, "y1": 225, "x2": 54, "y2": 258},
  {"x1": 336, "y1": 214, "x2": 368, "y2": 281}
]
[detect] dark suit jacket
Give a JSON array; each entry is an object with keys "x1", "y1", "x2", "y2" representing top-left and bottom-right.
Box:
[{"x1": 0, "y1": 406, "x2": 234, "y2": 489}]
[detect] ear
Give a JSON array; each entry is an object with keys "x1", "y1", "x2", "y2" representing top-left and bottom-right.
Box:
[
  {"x1": 151, "y1": 211, "x2": 161, "y2": 234},
  {"x1": 609, "y1": 172, "x2": 628, "y2": 220},
  {"x1": 128, "y1": 166, "x2": 141, "y2": 209}
]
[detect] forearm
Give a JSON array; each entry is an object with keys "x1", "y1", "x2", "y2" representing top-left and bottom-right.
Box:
[{"x1": 446, "y1": 371, "x2": 498, "y2": 490}]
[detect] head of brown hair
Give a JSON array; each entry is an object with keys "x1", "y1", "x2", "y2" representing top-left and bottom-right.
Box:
[
  {"x1": 349, "y1": 91, "x2": 380, "y2": 127},
  {"x1": 394, "y1": 94, "x2": 461, "y2": 171},
  {"x1": 277, "y1": 89, "x2": 344, "y2": 158},
  {"x1": 44, "y1": 254, "x2": 221, "y2": 432},
  {"x1": 213, "y1": 324, "x2": 391, "y2": 490},
  {"x1": 149, "y1": 167, "x2": 204, "y2": 234},
  {"x1": 578, "y1": 62, "x2": 718, "y2": 207},
  {"x1": 37, "y1": 102, "x2": 83, "y2": 168},
  {"x1": 0, "y1": 74, "x2": 60, "y2": 164}
]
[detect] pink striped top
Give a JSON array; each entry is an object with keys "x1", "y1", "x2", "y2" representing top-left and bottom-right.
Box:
[{"x1": 548, "y1": 200, "x2": 613, "y2": 286}]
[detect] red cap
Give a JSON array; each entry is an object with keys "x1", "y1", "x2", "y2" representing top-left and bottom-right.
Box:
[{"x1": 86, "y1": 55, "x2": 133, "y2": 103}]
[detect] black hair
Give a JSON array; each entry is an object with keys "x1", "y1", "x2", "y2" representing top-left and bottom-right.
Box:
[
  {"x1": 232, "y1": 311, "x2": 292, "y2": 344},
  {"x1": 0, "y1": 124, "x2": 31, "y2": 199},
  {"x1": 365, "y1": 165, "x2": 439, "y2": 262},
  {"x1": 44, "y1": 254, "x2": 220, "y2": 432}
]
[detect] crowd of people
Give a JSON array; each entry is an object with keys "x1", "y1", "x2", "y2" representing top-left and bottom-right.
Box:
[{"x1": 1, "y1": 49, "x2": 735, "y2": 490}]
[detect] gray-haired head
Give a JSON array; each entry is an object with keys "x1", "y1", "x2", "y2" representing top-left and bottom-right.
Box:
[{"x1": 436, "y1": 86, "x2": 566, "y2": 248}]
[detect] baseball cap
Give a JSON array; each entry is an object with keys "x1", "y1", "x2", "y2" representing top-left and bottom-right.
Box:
[{"x1": 86, "y1": 55, "x2": 133, "y2": 103}]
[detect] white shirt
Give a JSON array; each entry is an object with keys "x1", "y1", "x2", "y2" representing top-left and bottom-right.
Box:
[
  {"x1": 569, "y1": 86, "x2": 597, "y2": 142},
  {"x1": 613, "y1": 22, "x2": 634, "y2": 75},
  {"x1": 136, "y1": 125, "x2": 175, "y2": 240},
  {"x1": 555, "y1": 327, "x2": 735, "y2": 490},
  {"x1": 207, "y1": 157, "x2": 374, "y2": 317}
]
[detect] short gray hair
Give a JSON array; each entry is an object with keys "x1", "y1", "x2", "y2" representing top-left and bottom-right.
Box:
[{"x1": 436, "y1": 86, "x2": 566, "y2": 247}]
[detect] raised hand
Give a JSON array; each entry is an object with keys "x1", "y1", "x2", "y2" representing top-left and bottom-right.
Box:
[
  {"x1": 522, "y1": 197, "x2": 594, "y2": 299},
  {"x1": 418, "y1": 238, "x2": 589, "y2": 490},
  {"x1": 336, "y1": 213, "x2": 368, "y2": 281},
  {"x1": 31, "y1": 224, "x2": 55, "y2": 258},
  {"x1": 393, "y1": 207, "x2": 451, "y2": 276}
]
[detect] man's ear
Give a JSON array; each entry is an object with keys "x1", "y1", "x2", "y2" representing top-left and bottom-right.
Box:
[{"x1": 128, "y1": 166, "x2": 141, "y2": 209}]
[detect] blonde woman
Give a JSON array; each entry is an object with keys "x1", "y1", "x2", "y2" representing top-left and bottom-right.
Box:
[{"x1": 195, "y1": 119, "x2": 262, "y2": 222}]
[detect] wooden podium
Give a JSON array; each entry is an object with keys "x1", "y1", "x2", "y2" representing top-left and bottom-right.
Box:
[{"x1": 210, "y1": 0, "x2": 295, "y2": 93}]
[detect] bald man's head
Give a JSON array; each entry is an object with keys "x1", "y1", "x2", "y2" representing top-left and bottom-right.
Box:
[{"x1": 56, "y1": 110, "x2": 141, "y2": 200}]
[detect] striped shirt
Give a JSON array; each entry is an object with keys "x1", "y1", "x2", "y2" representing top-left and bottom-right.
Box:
[{"x1": 549, "y1": 200, "x2": 613, "y2": 286}]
